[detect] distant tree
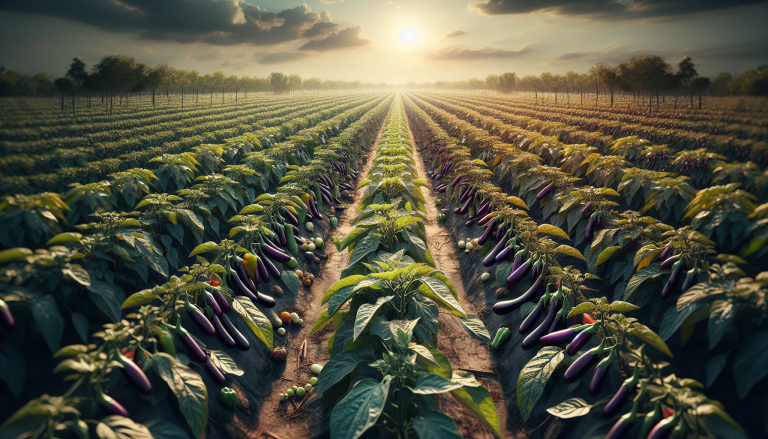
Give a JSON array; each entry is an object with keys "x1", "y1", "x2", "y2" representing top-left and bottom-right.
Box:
[
  {"x1": 211, "y1": 71, "x2": 225, "y2": 103},
  {"x1": 145, "y1": 64, "x2": 168, "y2": 107},
  {"x1": 54, "y1": 77, "x2": 73, "y2": 110},
  {"x1": 303, "y1": 77, "x2": 323, "y2": 93},
  {"x1": 711, "y1": 73, "x2": 732, "y2": 96},
  {"x1": 592, "y1": 63, "x2": 622, "y2": 107},
  {"x1": 498, "y1": 72, "x2": 516, "y2": 94},
  {"x1": 187, "y1": 70, "x2": 200, "y2": 103},
  {"x1": 485, "y1": 74, "x2": 499, "y2": 93},
  {"x1": 66, "y1": 57, "x2": 88, "y2": 113},
  {"x1": 287, "y1": 74, "x2": 302, "y2": 94},
  {"x1": 225, "y1": 75, "x2": 238, "y2": 103},
  {"x1": 269, "y1": 72, "x2": 289, "y2": 94},
  {"x1": 691, "y1": 76, "x2": 711, "y2": 109},
  {"x1": 730, "y1": 67, "x2": 768, "y2": 96},
  {"x1": 677, "y1": 56, "x2": 698, "y2": 108},
  {"x1": 564, "y1": 71, "x2": 579, "y2": 104}
]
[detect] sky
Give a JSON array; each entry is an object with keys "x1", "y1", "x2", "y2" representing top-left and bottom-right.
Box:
[{"x1": 0, "y1": 0, "x2": 767, "y2": 83}]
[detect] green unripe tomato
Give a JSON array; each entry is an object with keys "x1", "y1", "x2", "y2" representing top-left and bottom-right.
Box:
[
  {"x1": 287, "y1": 258, "x2": 297, "y2": 268},
  {"x1": 279, "y1": 393, "x2": 285, "y2": 401},
  {"x1": 296, "y1": 387, "x2": 306, "y2": 397},
  {"x1": 314, "y1": 237, "x2": 324, "y2": 249},
  {"x1": 310, "y1": 377, "x2": 318, "y2": 386},
  {"x1": 291, "y1": 385, "x2": 298, "y2": 391},
  {"x1": 307, "y1": 242, "x2": 316, "y2": 251},
  {"x1": 286, "y1": 389, "x2": 294, "y2": 397},
  {"x1": 305, "y1": 222, "x2": 314, "y2": 232}
]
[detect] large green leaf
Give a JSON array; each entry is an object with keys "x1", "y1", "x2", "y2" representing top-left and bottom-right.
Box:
[
  {"x1": 659, "y1": 303, "x2": 700, "y2": 341},
  {"x1": 517, "y1": 346, "x2": 565, "y2": 422},
  {"x1": 732, "y1": 330, "x2": 768, "y2": 400},
  {"x1": 353, "y1": 296, "x2": 394, "y2": 341},
  {"x1": 458, "y1": 315, "x2": 492, "y2": 343},
  {"x1": 153, "y1": 354, "x2": 208, "y2": 438},
  {"x1": 330, "y1": 376, "x2": 391, "y2": 439},
  {"x1": 418, "y1": 276, "x2": 466, "y2": 318},
  {"x1": 624, "y1": 264, "x2": 666, "y2": 300},
  {"x1": 209, "y1": 350, "x2": 244, "y2": 376},
  {"x1": 188, "y1": 241, "x2": 219, "y2": 257},
  {"x1": 0, "y1": 398, "x2": 50, "y2": 439},
  {"x1": 629, "y1": 323, "x2": 673, "y2": 357},
  {"x1": 0, "y1": 336, "x2": 27, "y2": 398},
  {"x1": 348, "y1": 232, "x2": 381, "y2": 268},
  {"x1": 707, "y1": 300, "x2": 734, "y2": 350},
  {"x1": 546, "y1": 398, "x2": 593, "y2": 419},
  {"x1": 86, "y1": 280, "x2": 124, "y2": 322},
  {"x1": 95, "y1": 416, "x2": 153, "y2": 439},
  {"x1": 31, "y1": 293, "x2": 64, "y2": 353},
  {"x1": 122, "y1": 289, "x2": 160, "y2": 309},
  {"x1": 412, "y1": 410, "x2": 463, "y2": 439},
  {"x1": 410, "y1": 374, "x2": 464, "y2": 394},
  {"x1": 231, "y1": 297, "x2": 273, "y2": 350},
  {"x1": 594, "y1": 246, "x2": 621, "y2": 268},
  {"x1": 281, "y1": 271, "x2": 300, "y2": 295},
  {"x1": 322, "y1": 275, "x2": 368, "y2": 304},
  {"x1": 450, "y1": 376, "x2": 503, "y2": 438},
  {"x1": 417, "y1": 346, "x2": 452, "y2": 379},
  {"x1": 317, "y1": 346, "x2": 375, "y2": 393},
  {"x1": 697, "y1": 404, "x2": 747, "y2": 439}
]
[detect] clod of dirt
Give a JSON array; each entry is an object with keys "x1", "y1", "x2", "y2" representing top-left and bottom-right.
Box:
[
  {"x1": 271, "y1": 285, "x2": 283, "y2": 297},
  {"x1": 495, "y1": 288, "x2": 508, "y2": 298}
]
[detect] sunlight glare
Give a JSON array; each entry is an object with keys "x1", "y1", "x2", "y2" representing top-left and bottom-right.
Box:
[{"x1": 398, "y1": 27, "x2": 420, "y2": 46}]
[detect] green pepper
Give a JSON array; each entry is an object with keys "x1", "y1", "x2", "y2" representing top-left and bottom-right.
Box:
[
  {"x1": 330, "y1": 217, "x2": 339, "y2": 228},
  {"x1": 491, "y1": 327, "x2": 512, "y2": 350},
  {"x1": 284, "y1": 223, "x2": 299, "y2": 257},
  {"x1": 220, "y1": 387, "x2": 238, "y2": 409},
  {"x1": 158, "y1": 329, "x2": 177, "y2": 358}
]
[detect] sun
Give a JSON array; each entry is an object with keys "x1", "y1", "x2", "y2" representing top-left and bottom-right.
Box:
[{"x1": 398, "y1": 27, "x2": 420, "y2": 46}]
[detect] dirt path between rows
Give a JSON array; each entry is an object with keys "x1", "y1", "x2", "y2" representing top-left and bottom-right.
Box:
[
  {"x1": 249, "y1": 118, "x2": 386, "y2": 439},
  {"x1": 404, "y1": 115, "x2": 512, "y2": 439}
]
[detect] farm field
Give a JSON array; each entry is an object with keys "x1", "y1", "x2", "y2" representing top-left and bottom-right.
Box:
[{"x1": 1, "y1": 87, "x2": 767, "y2": 439}]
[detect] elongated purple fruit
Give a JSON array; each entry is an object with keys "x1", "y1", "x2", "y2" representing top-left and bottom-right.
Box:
[
  {"x1": 210, "y1": 289, "x2": 231, "y2": 314},
  {"x1": 0, "y1": 300, "x2": 14, "y2": 330},
  {"x1": 465, "y1": 219, "x2": 476, "y2": 227},
  {"x1": 476, "y1": 201, "x2": 491, "y2": 218},
  {"x1": 206, "y1": 291, "x2": 223, "y2": 317},
  {"x1": 484, "y1": 238, "x2": 507, "y2": 266},
  {"x1": 596, "y1": 214, "x2": 603, "y2": 229},
  {"x1": 220, "y1": 314, "x2": 250, "y2": 351},
  {"x1": 96, "y1": 385, "x2": 130, "y2": 417},
  {"x1": 119, "y1": 353, "x2": 153, "y2": 395},
  {"x1": 263, "y1": 244, "x2": 291, "y2": 264},
  {"x1": 256, "y1": 291, "x2": 276, "y2": 308},
  {"x1": 506, "y1": 259, "x2": 531, "y2": 289},
  {"x1": 451, "y1": 175, "x2": 463, "y2": 187},
  {"x1": 589, "y1": 363, "x2": 611, "y2": 396},
  {"x1": 495, "y1": 246, "x2": 514, "y2": 263},
  {"x1": 237, "y1": 262, "x2": 260, "y2": 294},
  {"x1": 284, "y1": 210, "x2": 298, "y2": 226},
  {"x1": 567, "y1": 330, "x2": 593, "y2": 356},
  {"x1": 231, "y1": 269, "x2": 260, "y2": 302},
  {"x1": 205, "y1": 355, "x2": 227, "y2": 385},
  {"x1": 478, "y1": 220, "x2": 497, "y2": 245},
  {"x1": 458, "y1": 195, "x2": 473, "y2": 214},
  {"x1": 211, "y1": 314, "x2": 236, "y2": 348},
  {"x1": 536, "y1": 182, "x2": 555, "y2": 200},
  {"x1": 275, "y1": 226, "x2": 287, "y2": 247},
  {"x1": 494, "y1": 276, "x2": 544, "y2": 315},
  {"x1": 548, "y1": 314, "x2": 564, "y2": 334},
  {"x1": 660, "y1": 256, "x2": 677, "y2": 270},
  {"x1": 522, "y1": 298, "x2": 558, "y2": 350},
  {"x1": 256, "y1": 255, "x2": 269, "y2": 283},
  {"x1": 478, "y1": 213, "x2": 496, "y2": 227},
  {"x1": 585, "y1": 216, "x2": 595, "y2": 241},
  {"x1": 520, "y1": 297, "x2": 548, "y2": 334},
  {"x1": 603, "y1": 384, "x2": 631, "y2": 418},
  {"x1": 188, "y1": 304, "x2": 215, "y2": 337},
  {"x1": 438, "y1": 186, "x2": 447, "y2": 193},
  {"x1": 662, "y1": 262, "x2": 682, "y2": 299},
  {"x1": 540, "y1": 327, "x2": 578, "y2": 346},
  {"x1": 563, "y1": 351, "x2": 599, "y2": 383},
  {"x1": 659, "y1": 245, "x2": 673, "y2": 261},
  {"x1": 494, "y1": 226, "x2": 507, "y2": 242},
  {"x1": 178, "y1": 331, "x2": 207, "y2": 363},
  {"x1": 646, "y1": 416, "x2": 677, "y2": 439},
  {"x1": 604, "y1": 417, "x2": 634, "y2": 439},
  {"x1": 581, "y1": 202, "x2": 593, "y2": 217}
]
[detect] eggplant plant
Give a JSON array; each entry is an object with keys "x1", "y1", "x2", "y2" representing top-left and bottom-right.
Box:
[
  {"x1": 685, "y1": 182, "x2": 757, "y2": 252},
  {"x1": 0, "y1": 192, "x2": 70, "y2": 248}
]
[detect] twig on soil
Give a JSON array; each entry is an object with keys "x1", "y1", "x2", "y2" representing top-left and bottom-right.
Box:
[
  {"x1": 459, "y1": 367, "x2": 495, "y2": 376},
  {"x1": 261, "y1": 430, "x2": 287, "y2": 439}
]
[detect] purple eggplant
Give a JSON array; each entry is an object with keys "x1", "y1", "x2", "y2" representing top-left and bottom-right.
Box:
[
  {"x1": 478, "y1": 220, "x2": 497, "y2": 245},
  {"x1": 494, "y1": 246, "x2": 514, "y2": 263},
  {"x1": 95, "y1": 385, "x2": 130, "y2": 417},
  {"x1": 548, "y1": 314, "x2": 564, "y2": 334},
  {"x1": 451, "y1": 175, "x2": 463, "y2": 187},
  {"x1": 567, "y1": 328, "x2": 594, "y2": 356},
  {"x1": 659, "y1": 244, "x2": 673, "y2": 261},
  {"x1": 187, "y1": 303, "x2": 215, "y2": 337},
  {"x1": 646, "y1": 415, "x2": 678, "y2": 439},
  {"x1": 680, "y1": 266, "x2": 699, "y2": 293},
  {"x1": 603, "y1": 367, "x2": 639, "y2": 418},
  {"x1": 585, "y1": 216, "x2": 596, "y2": 241},
  {"x1": 484, "y1": 238, "x2": 508, "y2": 266},
  {"x1": 118, "y1": 352, "x2": 153, "y2": 395},
  {"x1": 211, "y1": 313, "x2": 236, "y2": 348},
  {"x1": 520, "y1": 294, "x2": 549, "y2": 334},
  {"x1": 522, "y1": 298, "x2": 559, "y2": 350},
  {"x1": 478, "y1": 213, "x2": 496, "y2": 227},
  {"x1": 262, "y1": 243, "x2": 291, "y2": 264},
  {"x1": 589, "y1": 363, "x2": 611, "y2": 396},
  {"x1": 205, "y1": 291, "x2": 223, "y2": 317},
  {"x1": 205, "y1": 355, "x2": 227, "y2": 385},
  {"x1": 236, "y1": 262, "x2": 260, "y2": 294},
  {"x1": 660, "y1": 255, "x2": 678, "y2": 270},
  {"x1": 465, "y1": 219, "x2": 476, "y2": 227},
  {"x1": 581, "y1": 202, "x2": 593, "y2": 217},
  {"x1": 220, "y1": 314, "x2": 250, "y2": 351},
  {"x1": 506, "y1": 258, "x2": 531, "y2": 289},
  {"x1": 540, "y1": 327, "x2": 579, "y2": 346},
  {"x1": 494, "y1": 276, "x2": 544, "y2": 315},
  {"x1": 661, "y1": 261, "x2": 682, "y2": 300},
  {"x1": 256, "y1": 292, "x2": 276, "y2": 308},
  {"x1": 285, "y1": 210, "x2": 299, "y2": 226},
  {"x1": 256, "y1": 255, "x2": 269, "y2": 283},
  {"x1": 231, "y1": 269, "x2": 260, "y2": 303},
  {"x1": 563, "y1": 343, "x2": 603, "y2": 383},
  {"x1": 178, "y1": 330, "x2": 207, "y2": 363},
  {"x1": 275, "y1": 226, "x2": 287, "y2": 247},
  {"x1": 536, "y1": 182, "x2": 555, "y2": 200},
  {"x1": 604, "y1": 416, "x2": 635, "y2": 439},
  {"x1": 596, "y1": 214, "x2": 603, "y2": 229}
]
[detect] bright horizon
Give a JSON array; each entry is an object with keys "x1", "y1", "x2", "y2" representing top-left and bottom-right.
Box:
[{"x1": 1, "y1": 0, "x2": 767, "y2": 83}]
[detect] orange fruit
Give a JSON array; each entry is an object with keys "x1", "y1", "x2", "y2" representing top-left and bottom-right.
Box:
[{"x1": 279, "y1": 312, "x2": 291, "y2": 323}]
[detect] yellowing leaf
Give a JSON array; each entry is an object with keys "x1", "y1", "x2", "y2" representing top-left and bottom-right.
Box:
[{"x1": 537, "y1": 224, "x2": 570, "y2": 240}]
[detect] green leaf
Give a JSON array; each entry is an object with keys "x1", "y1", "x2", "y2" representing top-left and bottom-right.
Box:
[
  {"x1": 411, "y1": 374, "x2": 464, "y2": 394},
  {"x1": 311, "y1": 310, "x2": 332, "y2": 335},
  {"x1": 410, "y1": 343, "x2": 439, "y2": 366},
  {"x1": 348, "y1": 233, "x2": 381, "y2": 268},
  {"x1": 594, "y1": 246, "x2": 621, "y2": 268},
  {"x1": 95, "y1": 416, "x2": 153, "y2": 439},
  {"x1": 0, "y1": 248, "x2": 32, "y2": 265},
  {"x1": 706, "y1": 354, "x2": 727, "y2": 388},
  {"x1": 317, "y1": 346, "x2": 375, "y2": 393},
  {"x1": 330, "y1": 376, "x2": 391, "y2": 439},
  {"x1": 231, "y1": 297, "x2": 273, "y2": 351},
  {"x1": 629, "y1": 323, "x2": 673, "y2": 357},
  {"x1": 457, "y1": 315, "x2": 492, "y2": 343},
  {"x1": 0, "y1": 336, "x2": 27, "y2": 399},
  {"x1": 546, "y1": 398, "x2": 593, "y2": 419},
  {"x1": 412, "y1": 411, "x2": 463, "y2": 439},
  {"x1": 496, "y1": 261, "x2": 512, "y2": 287},
  {"x1": 517, "y1": 347, "x2": 565, "y2": 421},
  {"x1": 153, "y1": 354, "x2": 208, "y2": 438},
  {"x1": 209, "y1": 350, "x2": 244, "y2": 376},
  {"x1": 281, "y1": 271, "x2": 299, "y2": 295},
  {"x1": 697, "y1": 404, "x2": 747, "y2": 439},
  {"x1": 707, "y1": 300, "x2": 734, "y2": 350},
  {"x1": 86, "y1": 280, "x2": 124, "y2": 322},
  {"x1": 353, "y1": 296, "x2": 394, "y2": 341},
  {"x1": 0, "y1": 398, "x2": 49, "y2": 439},
  {"x1": 624, "y1": 264, "x2": 666, "y2": 300},
  {"x1": 188, "y1": 241, "x2": 219, "y2": 257},
  {"x1": 322, "y1": 275, "x2": 369, "y2": 304},
  {"x1": 733, "y1": 330, "x2": 768, "y2": 399},
  {"x1": 554, "y1": 245, "x2": 585, "y2": 261},
  {"x1": 450, "y1": 377, "x2": 503, "y2": 438},
  {"x1": 418, "y1": 276, "x2": 467, "y2": 318},
  {"x1": 46, "y1": 232, "x2": 82, "y2": 245},
  {"x1": 659, "y1": 303, "x2": 700, "y2": 341},
  {"x1": 122, "y1": 289, "x2": 160, "y2": 309},
  {"x1": 31, "y1": 293, "x2": 64, "y2": 353},
  {"x1": 537, "y1": 224, "x2": 570, "y2": 240},
  {"x1": 606, "y1": 301, "x2": 640, "y2": 313},
  {"x1": 417, "y1": 346, "x2": 452, "y2": 379},
  {"x1": 567, "y1": 302, "x2": 596, "y2": 318}
]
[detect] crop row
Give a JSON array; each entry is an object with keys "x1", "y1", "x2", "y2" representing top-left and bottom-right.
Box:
[
  {"x1": 402, "y1": 91, "x2": 761, "y2": 437},
  {"x1": 0, "y1": 93, "x2": 367, "y2": 175},
  {"x1": 0, "y1": 93, "x2": 385, "y2": 195},
  {"x1": 0, "y1": 93, "x2": 394, "y2": 438},
  {"x1": 309, "y1": 94, "x2": 502, "y2": 438}
]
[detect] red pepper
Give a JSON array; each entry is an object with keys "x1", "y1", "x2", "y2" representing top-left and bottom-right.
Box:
[{"x1": 583, "y1": 313, "x2": 596, "y2": 324}]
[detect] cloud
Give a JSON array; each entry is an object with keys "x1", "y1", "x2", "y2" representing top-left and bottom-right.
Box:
[
  {"x1": 319, "y1": 0, "x2": 345, "y2": 3},
  {"x1": 0, "y1": 0, "x2": 362, "y2": 48},
  {"x1": 446, "y1": 30, "x2": 466, "y2": 38},
  {"x1": 258, "y1": 51, "x2": 310, "y2": 64},
  {"x1": 469, "y1": 0, "x2": 767, "y2": 19},
  {"x1": 298, "y1": 26, "x2": 372, "y2": 51},
  {"x1": 426, "y1": 44, "x2": 531, "y2": 60}
]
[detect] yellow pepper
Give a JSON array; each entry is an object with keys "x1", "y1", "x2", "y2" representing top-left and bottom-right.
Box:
[{"x1": 242, "y1": 253, "x2": 258, "y2": 282}]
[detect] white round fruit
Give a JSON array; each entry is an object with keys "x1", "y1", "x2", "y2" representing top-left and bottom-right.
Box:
[
  {"x1": 481, "y1": 272, "x2": 491, "y2": 282},
  {"x1": 465, "y1": 242, "x2": 474, "y2": 251},
  {"x1": 307, "y1": 243, "x2": 316, "y2": 251},
  {"x1": 306, "y1": 222, "x2": 314, "y2": 232},
  {"x1": 458, "y1": 240, "x2": 465, "y2": 248},
  {"x1": 277, "y1": 327, "x2": 286, "y2": 335},
  {"x1": 290, "y1": 312, "x2": 300, "y2": 324}
]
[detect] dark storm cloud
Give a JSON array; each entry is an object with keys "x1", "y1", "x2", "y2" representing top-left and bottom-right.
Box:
[
  {"x1": 0, "y1": 0, "x2": 358, "y2": 47},
  {"x1": 426, "y1": 45, "x2": 531, "y2": 60},
  {"x1": 298, "y1": 26, "x2": 372, "y2": 52},
  {"x1": 469, "y1": 0, "x2": 767, "y2": 18},
  {"x1": 446, "y1": 30, "x2": 466, "y2": 38},
  {"x1": 258, "y1": 51, "x2": 310, "y2": 64}
]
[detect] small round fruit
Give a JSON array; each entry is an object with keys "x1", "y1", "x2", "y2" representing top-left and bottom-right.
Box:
[
  {"x1": 307, "y1": 274, "x2": 315, "y2": 280},
  {"x1": 277, "y1": 327, "x2": 286, "y2": 336},
  {"x1": 310, "y1": 377, "x2": 318, "y2": 386},
  {"x1": 306, "y1": 222, "x2": 315, "y2": 232},
  {"x1": 296, "y1": 387, "x2": 306, "y2": 397},
  {"x1": 286, "y1": 258, "x2": 297, "y2": 268},
  {"x1": 303, "y1": 278, "x2": 312, "y2": 286},
  {"x1": 280, "y1": 312, "x2": 291, "y2": 323},
  {"x1": 481, "y1": 272, "x2": 491, "y2": 281},
  {"x1": 310, "y1": 364, "x2": 323, "y2": 374},
  {"x1": 314, "y1": 238, "x2": 324, "y2": 249},
  {"x1": 307, "y1": 243, "x2": 316, "y2": 251},
  {"x1": 290, "y1": 312, "x2": 300, "y2": 324},
  {"x1": 465, "y1": 242, "x2": 474, "y2": 251},
  {"x1": 279, "y1": 393, "x2": 285, "y2": 401},
  {"x1": 292, "y1": 386, "x2": 298, "y2": 391},
  {"x1": 301, "y1": 243, "x2": 308, "y2": 251},
  {"x1": 295, "y1": 270, "x2": 304, "y2": 278},
  {"x1": 465, "y1": 249, "x2": 471, "y2": 255},
  {"x1": 298, "y1": 319, "x2": 304, "y2": 326},
  {"x1": 304, "y1": 384, "x2": 313, "y2": 392},
  {"x1": 495, "y1": 288, "x2": 508, "y2": 298},
  {"x1": 458, "y1": 240, "x2": 465, "y2": 248},
  {"x1": 471, "y1": 239, "x2": 479, "y2": 247},
  {"x1": 286, "y1": 389, "x2": 294, "y2": 397}
]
